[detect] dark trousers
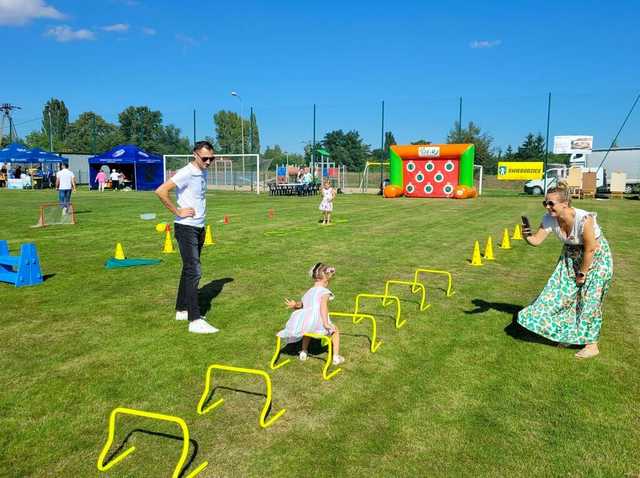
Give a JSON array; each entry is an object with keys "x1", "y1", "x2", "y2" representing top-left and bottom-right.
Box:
[{"x1": 174, "y1": 223, "x2": 205, "y2": 321}]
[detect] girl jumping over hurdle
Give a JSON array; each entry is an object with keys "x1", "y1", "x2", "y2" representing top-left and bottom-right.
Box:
[{"x1": 279, "y1": 263, "x2": 344, "y2": 365}]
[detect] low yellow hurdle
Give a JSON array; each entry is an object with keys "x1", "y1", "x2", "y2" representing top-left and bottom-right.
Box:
[
  {"x1": 354, "y1": 293, "x2": 404, "y2": 328},
  {"x1": 97, "y1": 407, "x2": 208, "y2": 478},
  {"x1": 269, "y1": 335, "x2": 291, "y2": 370},
  {"x1": 196, "y1": 364, "x2": 285, "y2": 429},
  {"x1": 383, "y1": 279, "x2": 430, "y2": 311},
  {"x1": 329, "y1": 312, "x2": 382, "y2": 352},
  {"x1": 412, "y1": 268, "x2": 455, "y2": 298},
  {"x1": 270, "y1": 333, "x2": 342, "y2": 380}
]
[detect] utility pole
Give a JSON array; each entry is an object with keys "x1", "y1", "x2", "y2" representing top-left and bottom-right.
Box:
[{"x1": 0, "y1": 103, "x2": 22, "y2": 145}]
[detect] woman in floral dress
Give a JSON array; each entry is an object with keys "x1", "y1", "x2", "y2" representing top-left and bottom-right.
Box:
[{"x1": 518, "y1": 182, "x2": 613, "y2": 358}]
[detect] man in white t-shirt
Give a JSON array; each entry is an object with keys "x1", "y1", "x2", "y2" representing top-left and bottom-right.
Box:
[
  {"x1": 55, "y1": 163, "x2": 76, "y2": 213},
  {"x1": 155, "y1": 140, "x2": 218, "y2": 334},
  {"x1": 109, "y1": 169, "x2": 120, "y2": 190}
]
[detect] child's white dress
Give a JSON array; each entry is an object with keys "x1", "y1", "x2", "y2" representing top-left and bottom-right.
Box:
[
  {"x1": 277, "y1": 286, "x2": 335, "y2": 343},
  {"x1": 319, "y1": 187, "x2": 334, "y2": 212}
]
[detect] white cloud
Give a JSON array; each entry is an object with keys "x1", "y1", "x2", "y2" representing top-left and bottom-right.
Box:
[
  {"x1": 102, "y1": 23, "x2": 129, "y2": 32},
  {"x1": 45, "y1": 25, "x2": 95, "y2": 42},
  {"x1": 142, "y1": 26, "x2": 156, "y2": 35},
  {"x1": 470, "y1": 40, "x2": 502, "y2": 49},
  {"x1": 0, "y1": 0, "x2": 65, "y2": 26},
  {"x1": 175, "y1": 33, "x2": 199, "y2": 47}
]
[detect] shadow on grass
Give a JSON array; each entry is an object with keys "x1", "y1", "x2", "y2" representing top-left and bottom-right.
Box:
[
  {"x1": 466, "y1": 298, "x2": 558, "y2": 347},
  {"x1": 198, "y1": 277, "x2": 234, "y2": 316},
  {"x1": 200, "y1": 385, "x2": 276, "y2": 423},
  {"x1": 105, "y1": 428, "x2": 201, "y2": 478},
  {"x1": 43, "y1": 273, "x2": 56, "y2": 282}
]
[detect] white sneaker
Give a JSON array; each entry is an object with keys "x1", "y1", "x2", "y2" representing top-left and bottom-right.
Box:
[
  {"x1": 188, "y1": 319, "x2": 219, "y2": 334},
  {"x1": 299, "y1": 351, "x2": 308, "y2": 361},
  {"x1": 175, "y1": 310, "x2": 188, "y2": 321},
  {"x1": 332, "y1": 355, "x2": 345, "y2": 365}
]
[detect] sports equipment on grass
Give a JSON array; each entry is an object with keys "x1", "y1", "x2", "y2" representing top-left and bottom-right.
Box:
[
  {"x1": 0, "y1": 240, "x2": 43, "y2": 287},
  {"x1": 32, "y1": 203, "x2": 76, "y2": 227},
  {"x1": 163, "y1": 153, "x2": 272, "y2": 194}
]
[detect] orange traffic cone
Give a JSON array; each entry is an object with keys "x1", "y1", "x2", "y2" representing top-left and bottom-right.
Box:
[
  {"x1": 471, "y1": 240, "x2": 483, "y2": 266},
  {"x1": 268, "y1": 208, "x2": 274, "y2": 219},
  {"x1": 223, "y1": 215, "x2": 229, "y2": 225}
]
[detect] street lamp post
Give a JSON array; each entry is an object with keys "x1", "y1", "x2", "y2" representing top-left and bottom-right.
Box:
[{"x1": 231, "y1": 91, "x2": 245, "y2": 187}]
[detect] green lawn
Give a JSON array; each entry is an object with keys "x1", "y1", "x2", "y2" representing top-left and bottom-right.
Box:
[{"x1": 1, "y1": 189, "x2": 638, "y2": 478}]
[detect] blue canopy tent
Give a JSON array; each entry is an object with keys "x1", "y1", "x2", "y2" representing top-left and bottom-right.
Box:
[
  {"x1": 87, "y1": 144, "x2": 164, "y2": 191},
  {"x1": 0, "y1": 143, "x2": 31, "y2": 162},
  {"x1": 0, "y1": 143, "x2": 68, "y2": 164}
]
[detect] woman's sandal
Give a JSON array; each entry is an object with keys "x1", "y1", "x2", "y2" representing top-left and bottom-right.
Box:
[{"x1": 575, "y1": 347, "x2": 599, "y2": 359}]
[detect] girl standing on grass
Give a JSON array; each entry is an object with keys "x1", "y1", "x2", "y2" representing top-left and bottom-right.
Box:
[
  {"x1": 279, "y1": 263, "x2": 344, "y2": 365},
  {"x1": 319, "y1": 180, "x2": 335, "y2": 225}
]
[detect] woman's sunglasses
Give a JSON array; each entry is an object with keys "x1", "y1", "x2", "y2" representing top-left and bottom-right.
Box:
[{"x1": 542, "y1": 200, "x2": 556, "y2": 207}]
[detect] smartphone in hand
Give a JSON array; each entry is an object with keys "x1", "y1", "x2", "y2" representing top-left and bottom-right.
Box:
[{"x1": 521, "y1": 215, "x2": 531, "y2": 236}]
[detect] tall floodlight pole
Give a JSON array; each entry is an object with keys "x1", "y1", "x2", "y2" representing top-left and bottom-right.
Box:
[
  {"x1": 48, "y1": 109, "x2": 53, "y2": 151},
  {"x1": 193, "y1": 109, "x2": 196, "y2": 146},
  {"x1": 231, "y1": 91, "x2": 245, "y2": 186},
  {"x1": 458, "y1": 96, "x2": 463, "y2": 137},
  {"x1": 543, "y1": 92, "x2": 552, "y2": 194},
  {"x1": 249, "y1": 106, "x2": 253, "y2": 154},
  {"x1": 312, "y1": 103, "x2": 316, "y2": 180},
  {"x1": 380, "y1": 100, "x2": 385, "y2": 195}
]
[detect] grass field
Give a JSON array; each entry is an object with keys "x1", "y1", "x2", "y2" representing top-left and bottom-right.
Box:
[{"x1": 1, "y1": 188, "x2": 638, "y2": 478}]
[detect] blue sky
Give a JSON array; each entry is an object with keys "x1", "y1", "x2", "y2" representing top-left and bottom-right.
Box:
[{"x1": 3, "y1": 0, "x2": 639, "y2": 153}]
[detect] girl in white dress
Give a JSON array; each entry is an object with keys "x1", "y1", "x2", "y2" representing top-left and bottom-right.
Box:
[
  {"x1": 279, "y1": 263, "x2": 344, "y2": 365},
  {"x1": 319, "y1": 180, "x2": 335, "y2": 225}
]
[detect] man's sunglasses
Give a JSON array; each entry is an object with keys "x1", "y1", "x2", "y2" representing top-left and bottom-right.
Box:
[
  {"x1": 542, "y1": 200, "x2": 556, "y2": 207},
  {"x1": 196, "y1": 153, "x2": 215, "y2": 163}
]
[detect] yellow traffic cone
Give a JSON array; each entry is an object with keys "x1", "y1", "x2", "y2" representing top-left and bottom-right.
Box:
[
  {"x1": 512, "y1": 223, "x2": 523, "y2": 240},
  {"x1": 483, "y1": 236, "x2": 495, "y2": 260},
  {"x1": 471, "y1": 240, "x2": 483, "y2": 266},
  {"x1": 114, "y1": 242, "x2": 125, "y2": 260},
  {"x1": 500, "y1": 228, "x2": 512, "y2": 249},
  {"x1": 162, "y1": 230, "x2": 176, "y2": 253},
  {"x1": 204, "y1": 225, "x2": 215, "y2": 246}
]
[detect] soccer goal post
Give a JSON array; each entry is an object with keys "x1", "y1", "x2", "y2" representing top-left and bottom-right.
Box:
[
  {"x1": 163, "y1": 154, "x2": 272, "y2": 194},
  {"x1": 32, "y1": 203, "x2": 77, "y2": 228}
]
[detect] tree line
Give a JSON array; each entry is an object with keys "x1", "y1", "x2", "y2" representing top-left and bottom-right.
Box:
[{"x1": 8, "y1": 98, "x2": 566, "y2": 173}]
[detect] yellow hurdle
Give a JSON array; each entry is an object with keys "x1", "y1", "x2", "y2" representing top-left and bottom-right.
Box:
[
  {"x1": 329, "y1": 312, "x2": 382, "y2": 352},
  {"x1": 196, "y1": 364, "x2": 285, "y2": 428},
  {"x1": 383, "y1": 279, "x2": 430, "y2": 311},
  {"x1": 97, "y1": 407, "x2": 208, "y2": 478},
  {"x1": 269, "y1": 334, "x2": 342, "y2": 380},
  {"x1": 483, "y1": 236, "x2": 495, "y2": 260},
  {"x1": 354, "y1": 293, "x2": 404, "y2": 328},
  {"x1": 412, "y1": 269, "x2": 456, "y2": 297},
  {"x1": 269, "y1": 335, "x2": 292, "y2": 370}
]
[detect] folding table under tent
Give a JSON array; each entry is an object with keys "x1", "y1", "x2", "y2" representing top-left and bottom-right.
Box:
[{"x1": 87, "y1": 144, "x2": 164, "y2": 191}]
